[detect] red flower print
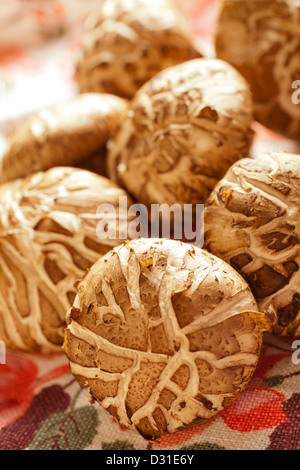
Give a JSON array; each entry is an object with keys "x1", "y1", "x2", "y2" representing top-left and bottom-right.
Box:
[
  {"x1": 153, "y1": 346, "x2": 291, "y2": 447},
  {"x1": 153, "y1": 417, "x2": 216, "y2": 449},
  {"x1": 219, "y1": 346, "x2": 290, "y2": 432},
  {"x1": 220, "y1": 388, "x2": 288, "y2": 432},
  {"x1": 0, "y1": 351, "x2": 38, "y2": 427}
]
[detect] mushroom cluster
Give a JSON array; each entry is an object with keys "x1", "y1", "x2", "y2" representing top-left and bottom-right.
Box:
[{"x1": 0, "y1": 0, "x2": 299, "y2": 442}]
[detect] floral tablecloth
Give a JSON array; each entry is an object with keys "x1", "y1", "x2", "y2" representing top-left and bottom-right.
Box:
[{"x1": 0, "y1": 0, "x2": 300, "y2": 451}]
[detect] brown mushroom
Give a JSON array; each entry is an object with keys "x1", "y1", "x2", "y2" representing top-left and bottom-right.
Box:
[
  {"x1": 204, "y1": 151, "x2": 300, "y2": 337},
  {"x1": 63, "y1": 238, "x2": 271, "y2": 440},
  {"x1": 75, "y1": 0, "x2": 201, "y2": 99},
  {"x1": 216, "y1": 0, "x2": 300, "y2": 141},
  {"x1": 107, "y1": 58, "x2": 254, "y2": 210},
  {"x1": 0, "y1": 167, "x2": 133, "y2": 354},
  {"x1": 0, "y1": 93, "x2": 128, "y2": 182}
]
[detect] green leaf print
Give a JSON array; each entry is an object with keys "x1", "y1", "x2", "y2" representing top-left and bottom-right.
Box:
[
  {"x1": 180, "y1": 442, "x2": 226, "y2": 450},
  {"x1": 28, "y1": 406, "x2": 99, "y2": 450},
  {"x1": 265, "y1": 375, "x2": 286, "y2": 388},
  {"x1": 102, "y1": 440, "x2": 136, "y2": 450}
]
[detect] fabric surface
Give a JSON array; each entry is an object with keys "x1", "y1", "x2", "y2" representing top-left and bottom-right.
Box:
[{"x1": 0, "y1": 0, "x2": 300, "y2": 451}]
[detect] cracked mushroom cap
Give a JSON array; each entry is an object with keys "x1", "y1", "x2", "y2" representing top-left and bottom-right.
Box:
[
  {"x1": 204, "y1": 151, "x2": 300, "y2": 337},
  {"x1": 0, "y1": 167, "x2": 133, "y2": 354},
  {"x1": 107, "y1": 58, "x2": 254, "y2": 208},
  {"x1": 75, "y1": 0, "x2": 201, "y2": 99},
  {"x1": 63, "y1": 238, "x2": 271, "y2": 440},
  {"x1": 215, "y1": 0, "x2": 300, "y2": 141},
  {"x1": 0, "y1": 93, "x2": 128, "y2": 182}
]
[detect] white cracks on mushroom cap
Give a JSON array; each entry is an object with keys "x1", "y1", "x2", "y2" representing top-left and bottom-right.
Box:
[
  {"x1": 0, "y1": 167, "x2": 133, "y2": 354},
  {"x1": 64, "y1": 238, "x2": 269, "y2": 439},
  {"x1": 216, "y1": 0, "x2": 300, "y2": 141},
  {"x1": 107, "y1": 58, "x2": 254, "y2": 211},
  {"x1": 204, "y1": 151, "x2": 300, "y2": 336}
]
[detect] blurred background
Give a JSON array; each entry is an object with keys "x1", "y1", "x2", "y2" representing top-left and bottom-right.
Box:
[
  {"x1": 0, "y1": 0, "x2": 217, "y2": 156},
  {"x1": 0, "y1": 0, "x2": 299, "y2": 163}
]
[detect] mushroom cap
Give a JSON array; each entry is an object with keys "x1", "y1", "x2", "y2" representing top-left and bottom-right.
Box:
[
  {"x1": 204, "y1": 151, "x2": 300, "y2": 336},
  {"x1": 216, "y1": 0, "x2": 300, "y2": 141},
  {"x1": 0, "y1": 93, "x2": 128, "y2": 182},
  {"x1": 64, "y1": 238, "x2": 270, "y2": 439},
  {"x1": 107, "y1": 58, "x2": 254, "y2": 208},
  {"x1": 75, "y1": 0, "x2": 201, "y2": 99},
  {"x1": 0, "y1": 167, "x2": 132, "y2": 354}
]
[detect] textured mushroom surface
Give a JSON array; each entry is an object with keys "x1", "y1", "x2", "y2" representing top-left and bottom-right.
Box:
[
  {"x1": 216, "y1": 0, "x2": 300, "y2": 141},
  {"x1": 0, "y1": 93, "x2": 128, "y2": 182},
  {"x1": 0, "y1": 167, "x2": 132, "y2": 354},
  {"x1": 64, "y1": 238, "x2": 270, "y2": 440},
  {"x1": 107, "y1": 58, "x2": 254, "y2": 208},
  {"x1": 204, "y1": 151, "x2": 300, "y2": 337},
  {"x1": 75, "y1": 0, "x2": 201, "y2": 99}
]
